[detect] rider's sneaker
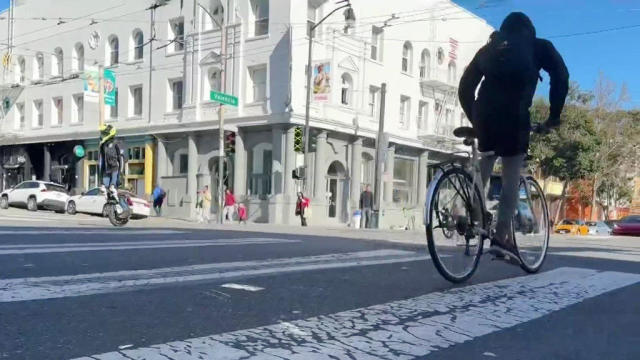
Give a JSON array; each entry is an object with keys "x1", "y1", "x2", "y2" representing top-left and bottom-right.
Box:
[{"x1": 488, "y1": 239, "x2": 521, "y2": 265}]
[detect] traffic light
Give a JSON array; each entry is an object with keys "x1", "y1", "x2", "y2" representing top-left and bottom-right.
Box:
[
  {"x1": 294, "y1": 126, "x2": 304, "y2": 153},
  {"x1": 292, "y1": 166, "x2": 306, "y2": 180},
  {"x1": 224, "y1": 131, "x2": 236, "y2": 154}
]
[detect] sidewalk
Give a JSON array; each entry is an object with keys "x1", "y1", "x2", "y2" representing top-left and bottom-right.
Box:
[{"x1": 144, "y1": 216, "x2": 426, "y2": 245}]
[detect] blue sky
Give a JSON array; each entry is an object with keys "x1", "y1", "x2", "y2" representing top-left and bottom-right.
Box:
[
  {"x1": 1, "y1": 0, "x2": 637, "y2": 107},
  {"x1": 454, "y1": 0, "x2": 640, "y2": 107}
]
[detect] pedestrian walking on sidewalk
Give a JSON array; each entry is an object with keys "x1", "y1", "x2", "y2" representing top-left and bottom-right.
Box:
[
  {"x1": 295, "y1": 192, "x2": 310, "y2": 227},
  {"x1": 197, "y1": 185, "x2": 212, "y2": 223},
  {"x1": 152, "y1": 185, "x2": 166, "y2": 216},
  {"x1": 223, "y1": 189, "x2": 236, "y2": 223},
  {"x1": 237, "y1": 203, "x2": 248, "y2": 224},
  {"x1": 359, "y1": 185, "x2": 373, "y2": 229}
]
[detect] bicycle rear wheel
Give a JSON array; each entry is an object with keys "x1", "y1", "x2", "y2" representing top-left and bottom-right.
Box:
[
  {"x1": 427, "y1": 167, "x2": 485, "y2": 283},
  {"x1": 514, "y1": 177, "x2": 549, "y2": 273}
]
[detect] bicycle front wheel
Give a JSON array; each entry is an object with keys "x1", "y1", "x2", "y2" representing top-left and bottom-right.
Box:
[
  {"x1": 427, "y1": 167, "x2": 485, "y2": 283},
  {"x1": 514, "y1": 177, "x2": 549, "y2": 273}
]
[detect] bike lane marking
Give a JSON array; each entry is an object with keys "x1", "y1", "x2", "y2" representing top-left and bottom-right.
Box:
[
  {"x1": 0, "y1": 249, "x2": 427, "y2": 302},
  {"x1": 71, "y1": 267, "x2": 640, "y2": 360}
]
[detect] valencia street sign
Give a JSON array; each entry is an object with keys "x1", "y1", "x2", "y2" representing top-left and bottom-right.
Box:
[{"x1": 210, "y1": 91, "x2": 238, "y2": 107}]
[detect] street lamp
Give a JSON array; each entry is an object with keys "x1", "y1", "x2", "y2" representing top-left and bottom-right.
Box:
[{"x1": 303, "y1": 0, "x2": 355, "y2": 193}]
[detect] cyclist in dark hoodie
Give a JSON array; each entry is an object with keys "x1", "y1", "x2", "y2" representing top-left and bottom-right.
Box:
[{"x1": 458, "y1": 12, "x2": 569, "y2": 260}]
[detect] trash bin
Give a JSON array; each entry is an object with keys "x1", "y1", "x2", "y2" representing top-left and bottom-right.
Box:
[{"x1": 352, "y1": 210, "x2": 362, "y2": 229}]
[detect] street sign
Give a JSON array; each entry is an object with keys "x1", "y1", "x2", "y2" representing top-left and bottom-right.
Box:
[
  {"x1": 104, "y1": 69, "x2": 116, "y2": 106},
  {"x1": 210, "y1": 91, "x2": 238, "y2": 107}
]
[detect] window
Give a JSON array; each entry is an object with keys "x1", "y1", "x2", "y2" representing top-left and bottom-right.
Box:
[
  {"x1": 72, "y1": 94, "x2": 84, "y2": 124},
  {"x1": 128, "y1": 146, "x2": 144, "y2": 161},
  {"x1": 399, "y1": 96, "x2": 410, "y2": 128},
  {"x1": 248, "y1": 143, "x2": 272, "y2": 197},
  {"x1": 132, "y1": 30, "x2": 144, "y2": 61},
  {"x1": 15, "y1": 102, "x2": 24, "y2": 130},
  {"x1": 203, "y1": 1, "x2": 224, "y2": 30},
  {"x1": 248, "y1": 65, "x2": 267, "y2": 102},
  {"x1": 370, "y1": 26, "x2": 383, "y2": 61},
  {"x1": 52, "y1": 48, "x2": 63, "y2": 77},
  {"x1": 393, "y1": 157, "x2": 416, "y2": 204},
  {"x1": 368, "y1": 86, "x2": 379, "y2": 117},
  {"x1": 106, "y1": 89, "x2": 118, "y2": 120},
  {"x1": 108, "y1": 35, "x2": 119, "y2": 66},
  {"x1": 32, "y1": 100, "x2": 43, "y2": 128},
  {"x1": 179, "y1": 154, "x2": 189, "y2": 174},
  {"x1": 250, "y1": 0, "x2": 269, "y2": 36},
  {"x1": 51, "y1": 97, "x2": 63, "y2": 126},
  {"x1": 72, "y1": 43, "x2": 84, "y2": 72},
  {"x1": 448, "y1": 61, "x2": 457, "y2": 84},
  {"x1": 169, "y1": 18, "x2": 185, "y2": 52},
  {"x1": 129, "y1": 85, "x2": 143, "y2": 117},
  {"x1": 420, "y1": 49, "x2": 430, "y2": 79},
  {"x1": 445, "y1": 108, "x2": 454, "y2": 136},
  {"x1": 436, "y1": 47, "x2": 445, "y2": 65},
  {"x1": 340, "y1": 73, "x2": 353, "y2": 106},
  {"x1": 169, "y1": 79, "x2": 183, "y2": 111},
  {"x1": 14, "y1": 56, "x2": 25, "y2": 83},
  {"x1": 402, "y1": 41, "x2": 412, "y2": 73},
  {"x1": 34, "y1": 53, "x2": 44, "y2": 80},
  {"x1": 417, "y1": 101, "x2": 428, "y2": 130},
  {"x1": 208, "y1": 68, "x2": 221, "y2": 93}
]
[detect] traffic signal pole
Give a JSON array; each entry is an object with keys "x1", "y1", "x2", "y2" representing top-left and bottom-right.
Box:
[{"x1": 217, "y1": 19, "x2": 227, "y2": 224}]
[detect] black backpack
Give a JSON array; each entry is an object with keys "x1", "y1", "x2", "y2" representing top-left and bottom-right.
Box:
[
  {"x1": 483, "y1": 31, "x2": 537, "y2": 87},
  {"x1": 104, "y1": 143, "x2": 120, "y2": 168}
]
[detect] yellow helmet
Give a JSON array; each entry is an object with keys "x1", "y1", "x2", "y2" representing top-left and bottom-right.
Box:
[{"x1": 99, "y1": 124, "x2": 116, "y2": 145}]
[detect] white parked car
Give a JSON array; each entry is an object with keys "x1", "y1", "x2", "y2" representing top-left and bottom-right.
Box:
[
  {"x1": 66, "y1": 187, "x2": 151, "y2": 219},
  {"x1": 0, "y1": 180, "x2": 70, "y2": 212},
  {"x1": 586, "y1": 221, "x2": 612, "y2": 235}
]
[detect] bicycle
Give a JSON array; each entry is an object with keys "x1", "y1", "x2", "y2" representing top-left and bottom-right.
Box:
[
  {"x1": 425, "y1": 125, "x2": 550, "y2": 283},
  {"x1": 104, "y1": 187, "x2": 131, "y2": 227}
]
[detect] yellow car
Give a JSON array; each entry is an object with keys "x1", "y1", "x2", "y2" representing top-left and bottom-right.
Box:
[{"x1": 555, "y1": 219, "x2": 589, "y2": 235}]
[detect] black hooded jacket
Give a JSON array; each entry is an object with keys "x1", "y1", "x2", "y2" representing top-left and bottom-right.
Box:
[{"x1": 458, "y1": 12, "x2": 569, "y2": 156}]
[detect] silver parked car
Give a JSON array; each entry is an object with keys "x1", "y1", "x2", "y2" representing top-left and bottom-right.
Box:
[{"x1": 586, "y1": 221, "x2": 612, "y2": 235}]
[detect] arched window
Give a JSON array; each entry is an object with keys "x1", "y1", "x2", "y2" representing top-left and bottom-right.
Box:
[
  {"x1": 402, "y1": 41, "x2": 413, "y2": 73},
  {"x1": 108, "y1": 35, "x2": 119, "y2": 66},
  {"x1": 14, "y1": 56, "x2": 25, "y2": 83},
  {"x1": 72, "y1": 42, "x2": 84, "y2": 72},
  {"x1": 436, "y1": 47, "x2": 445, "y2": 65},
  {"x1": 52, "y1": 47, "x2": 63, "y2": 76},
  {"x1": 208, "y1": 67, "x2": 221, "y2": 93},
  {"x1": 203, "y1": 0, "x2": 224, "y2": 30},
  {"x1": 132, "y1": 29, "x2": 144, "y2": 61},
  {"x1": 419, "y1": 49, "x2": 430, "y2": 79},
  {"x1": 448, "y1": 61, "x2": 457, "y2": 84},
  {"x1": 340, "y1": 73, "x2": 353, "y2": 106},
  {"x1": 34, "y1": 52, "x2": 44, "y2": 80}
]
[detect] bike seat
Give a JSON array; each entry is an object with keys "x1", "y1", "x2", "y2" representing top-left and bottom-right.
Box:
[{"x1": 453, "y1": 126, "x2": 477, "y2": 139}]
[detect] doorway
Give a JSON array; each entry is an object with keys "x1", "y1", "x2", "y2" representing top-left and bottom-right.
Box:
[{"x1": 326, "y1": 161, "x2": 347, "y2": 221}]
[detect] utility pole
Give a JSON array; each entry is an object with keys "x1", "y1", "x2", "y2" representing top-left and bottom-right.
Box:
[
  {"x1": 217, "y1": 1, "x2": 229, "y2": 224},
  {"x1": 373, "y1": 83, "x2": 387, "y2": 227},
  {"x1": 147, "y1": 2, "x2": 160, "y2": 124}
]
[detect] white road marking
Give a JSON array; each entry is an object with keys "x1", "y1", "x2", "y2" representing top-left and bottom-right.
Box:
[
  {"x1": 73, "y1": 267, "x2": 640, "y2": 360},
  {"x1": 0, "y1": 229, "x2": 185, "y2": 235},
  {"x1": 0, "y1": 250, "x2": 426, "y2": 302},
  {"x1": 220, "y1": 283, "x2": 265, "y2": 292},
  {"x1": 552, "y1": 250, "x2": 640, "y2": 262},
  {"x1": 0, "y1": 238, "x2": 299, "y2": 255}
]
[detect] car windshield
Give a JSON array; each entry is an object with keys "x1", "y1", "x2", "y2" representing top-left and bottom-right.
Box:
[
  {"x1": 45, "y1": 184, "x2": 68, "y2": 193},
  {"x1": 620, "y1": 216, "x2": 640, "y2": 224},
  {"x1": 560, "y1": 220, "x2": 576, "y2": 225},
  {"x1": 586, "y1": 222, "x2": 597, "y2": 226}
]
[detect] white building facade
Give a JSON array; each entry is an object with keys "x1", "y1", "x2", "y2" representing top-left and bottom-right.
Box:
[{"x1": 0, "y1": 0, "x2": 493, "y2": 227}]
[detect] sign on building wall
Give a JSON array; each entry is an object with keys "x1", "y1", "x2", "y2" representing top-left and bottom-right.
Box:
[
  {"x1": 104, "y1": 69, "x2": 116, "y2": 106},
  {"x1": 449, "y1": 38, "x2": 458, "y2": 61},
  {"x1": 312, "y1": 62, "x2": 331, "y2": 102},
  {"x1": 83, "y1": 66, "x2": 100, "y2": 103}
]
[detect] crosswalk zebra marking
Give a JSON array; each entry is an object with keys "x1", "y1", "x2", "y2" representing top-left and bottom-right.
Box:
[
  {"x1": 0, "y1": 249, "x2": 427, "y2": 302},
  {"x1": 72, "y1": 267, "x2": 640, "y2": 360}
]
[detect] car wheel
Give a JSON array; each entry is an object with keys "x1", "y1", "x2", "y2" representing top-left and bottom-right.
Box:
[
  {"x1": 0, "y1": 196, "x2": 8, "y2": 209},
  {"x1": 27, "y1": 197, "x2": 38, "y2": 212},
  {"x1": 67, "y1": 201, "x2": 77, "y2": 215}
]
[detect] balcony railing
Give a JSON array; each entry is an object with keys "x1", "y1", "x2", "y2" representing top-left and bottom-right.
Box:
[{"x1": 419, "y1": 67, "x2": 458, "y2": 92}]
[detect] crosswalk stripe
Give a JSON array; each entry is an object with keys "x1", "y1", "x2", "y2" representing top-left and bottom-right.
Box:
[
  {"x1": 0, "y1": 238, "x2": 298, "y2": 255},
  {"x1": 72, "y1": 267, "x2": 640, "y2": 360},
  {"x1": 0, "y1": 250, "x2": 426, "y2": 302},
  {"x1": 552, "y1": 250, "x2": 640, "y2": 262}
]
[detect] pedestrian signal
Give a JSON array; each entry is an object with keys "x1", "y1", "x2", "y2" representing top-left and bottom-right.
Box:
[
  {"x1": 224, "y1": 131, "x2": 236, "y2": 154},
  {"x1": 294, "y1": 126, "x2": 304, "y2": 153}
]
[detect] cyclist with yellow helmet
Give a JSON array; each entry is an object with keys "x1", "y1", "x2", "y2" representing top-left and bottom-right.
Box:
[{"x1": 98, "y1": 124, "x2": 124, "y2": 201}]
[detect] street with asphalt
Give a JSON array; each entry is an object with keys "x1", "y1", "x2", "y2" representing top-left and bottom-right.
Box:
[{"x1": 1, "y1": 208, "x2": 639, "y2": 359}]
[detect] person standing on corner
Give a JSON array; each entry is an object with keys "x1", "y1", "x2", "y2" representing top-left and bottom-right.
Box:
[
  {"x1": 199, "y1": 185, "x2": 212, "y2": 223},
  {"x1": 296, "y1": 192, "x2": 310, "y2": 227},
  {"x1": 359, "y1": 184, "x2": 373, "y2": 229},
  {"x1": 223, "y1": 189, "x2": 236, "y2": 223},
  {"x1": 152, "y1": 184, "x2": 166, "y2": 216}
]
